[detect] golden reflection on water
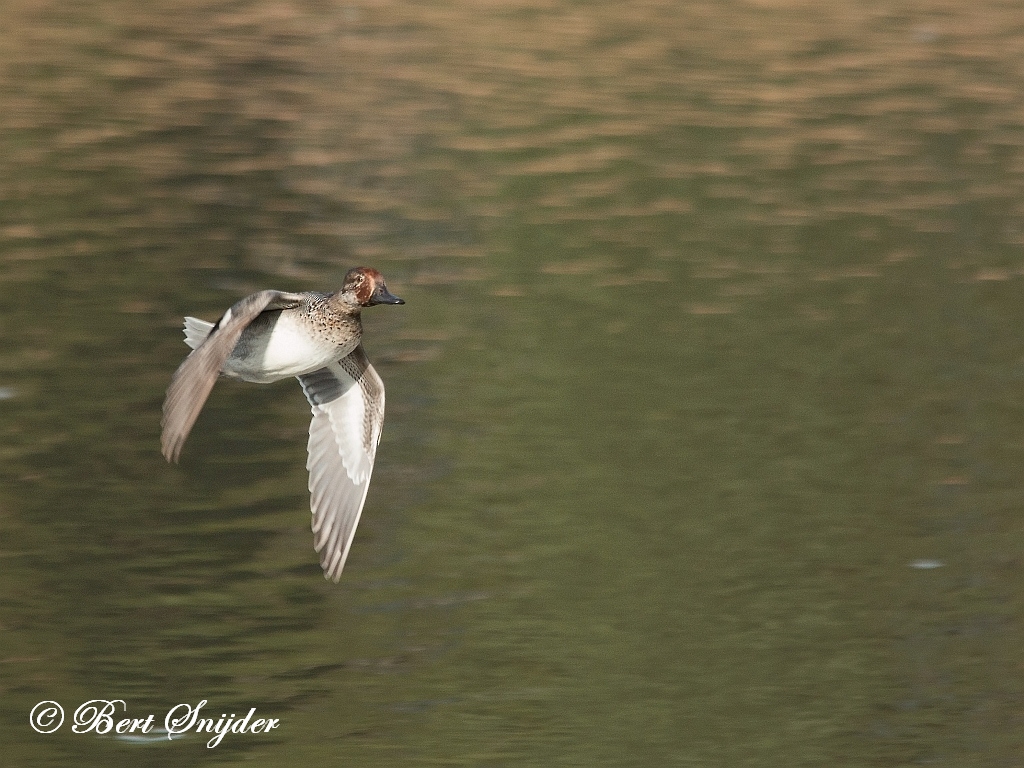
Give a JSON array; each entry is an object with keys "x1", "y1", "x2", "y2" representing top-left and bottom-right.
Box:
[{"x1": 5, "y1": 0, "x2": 1024, "y2": 275}]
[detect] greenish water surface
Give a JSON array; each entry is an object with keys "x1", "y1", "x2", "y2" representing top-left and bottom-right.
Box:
[{"x1": 2, "y1": 1, "x2": 1024, "y2": 765}]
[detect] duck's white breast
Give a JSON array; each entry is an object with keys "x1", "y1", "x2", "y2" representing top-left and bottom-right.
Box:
[{"x1": 224, "y1": 312, "x2": 357, "y2": 383}]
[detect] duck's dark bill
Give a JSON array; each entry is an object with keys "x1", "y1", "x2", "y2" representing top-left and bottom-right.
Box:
[{"x1": 369, "y1": 286, "x2": 405, "y2": 305}]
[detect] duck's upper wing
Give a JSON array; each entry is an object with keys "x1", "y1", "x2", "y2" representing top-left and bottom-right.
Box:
[
  {"x1": 297, "y1": 345, "x2": 385, "y2": 581},
  {"x1": 161, "y1": 290, "x2": 305, "y2": 462}
]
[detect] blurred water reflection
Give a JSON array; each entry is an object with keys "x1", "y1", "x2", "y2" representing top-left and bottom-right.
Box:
[{"x1": 3, "y1": 0, "x2": 1024, "y2": 765}]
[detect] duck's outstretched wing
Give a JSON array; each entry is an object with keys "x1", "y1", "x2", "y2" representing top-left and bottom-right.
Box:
[
  {"x1": 298, "y1": 345, "x2": 385, "y2": 581},
  {"x1": 161, "y1": 290, "x2": 305, "y2": 462}
]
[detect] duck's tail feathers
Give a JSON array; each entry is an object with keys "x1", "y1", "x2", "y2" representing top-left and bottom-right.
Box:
[{"x1": 183, "y1": 317, "x2": 215, "y2": 350}]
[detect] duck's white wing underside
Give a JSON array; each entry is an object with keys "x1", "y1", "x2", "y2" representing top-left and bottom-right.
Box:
[{"x1": 298, "y1": 346, "x2": 385, "y2": 581}]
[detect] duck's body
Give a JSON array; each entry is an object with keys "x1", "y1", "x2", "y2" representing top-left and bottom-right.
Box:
[
  {"x1": 208, "y1": 292, "x2": 362, "y2": 383},
  {"x1": 161, "y1": 267, "x2": 404, "y2": 581}
]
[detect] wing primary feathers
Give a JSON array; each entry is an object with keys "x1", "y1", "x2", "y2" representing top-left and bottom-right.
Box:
[
  {"x1": 161, "y1": 290, "x2": 303, "y2": 462},
  {"x1": 297, "y1": 344, "x2": 386, "y2": 580}
]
